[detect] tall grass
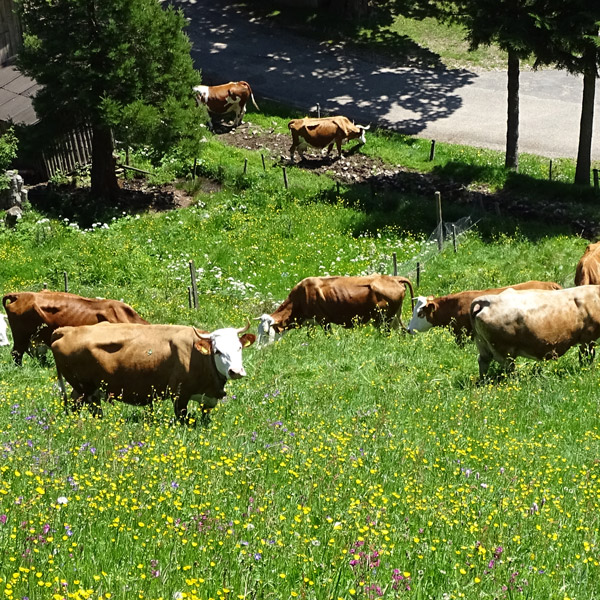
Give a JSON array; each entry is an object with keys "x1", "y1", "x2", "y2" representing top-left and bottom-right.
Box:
[{"x1": 1, "y1": 123, "x2": 599, "y2": 600}]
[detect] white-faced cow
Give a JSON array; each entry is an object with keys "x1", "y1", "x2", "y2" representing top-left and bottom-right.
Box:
[
  {"x1": 193, "y1": 81, "x2": 259, "y2": 129},
  {"x1": 2, "y1": 291, "x2": 149, "y2": 365},
  {"x1": 51, "y1": 322, "x2": 256, "y2": 421},
  {"x1": 256, "y1": 275, "x2": 414, "y2": 346},
  {"x1": 288, "y1": 116, "x2": 369, "y2": 161},
  {"x1": 470, "y1": 286, "x2": 600, "y2": 378},
  {"x1": 408, "y1": 280, "x2": 563, "y2": 340},
  {"x1": 575, "y1": 242, "x2": 600, "y2": 286}
]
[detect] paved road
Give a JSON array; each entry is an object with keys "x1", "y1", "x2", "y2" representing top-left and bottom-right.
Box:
[{"x1": 172, "y1": 0, "x2": 600, "y2": 160}]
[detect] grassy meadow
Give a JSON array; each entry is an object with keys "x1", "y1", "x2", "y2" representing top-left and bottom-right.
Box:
[{"x1": 2, "y1": 116, "x2": 600, "y2": 600}]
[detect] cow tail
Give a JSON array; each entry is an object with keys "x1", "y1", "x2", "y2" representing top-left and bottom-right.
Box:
[
  {"x1": 242, "y1": 81, "x2": 260, "y2": 111},
  {"x1": 400, "y1": 278, "x2": 415, "y2": 312},
  {"x1": 2, "y1": 293, "x2": 17, "y2": 310},
  {"x1": 470, "y1": 299, "x2": 490, "y2": 322}
]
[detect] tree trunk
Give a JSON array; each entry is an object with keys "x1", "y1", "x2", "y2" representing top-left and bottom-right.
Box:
[
  {"x1": 574, "y1": 44, "x2": 597, "y2": 186},
  {"x1": 505, "y1": 49, "x2": 519, "y2": 171},
  {"x1": 90, "y1": 125, "x2": 119, "y2": 200}
]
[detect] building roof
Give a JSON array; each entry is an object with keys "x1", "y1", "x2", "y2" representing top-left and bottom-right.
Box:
[{"x1": 0, "y1": 62, "x2": 39, "y2": 126}]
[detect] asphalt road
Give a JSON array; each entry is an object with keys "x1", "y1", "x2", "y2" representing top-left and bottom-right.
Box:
[{"x1": 171, "y1": 0, "x2": 600, "y2": 160}]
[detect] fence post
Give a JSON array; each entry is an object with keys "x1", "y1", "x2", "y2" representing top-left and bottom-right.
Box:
[
  {"x1": 452, "y1": 224, "x2": 457, "y2": 253},
  {"x1": 548, "y1": 159, "x2": 553, "y2": 181},
  {"x1": 416, "y1": 262, "x2": 421, "y2": 288},
  {"x1": 435, "y1": 191, "x2": 443, "y2": 251},
  {"x1": 63, "y1": 271, "x2": 69, "y2": 293},
  {"x1": 283, "y1": 167, "x2": 289, "y2": 190},
  {"x1": 316, "y1": 103, "x2": 321, "y2": 118},
  {"x1": 261, "y1": 154, "x2": 266, "y2": 171},
  {"x1": 243, "y1": 158, "x2": 248, "y2": 175},
  {"x1": 429, "y1": 140, "x2": 436, "y2": 161},
  {"x1": 392, "y1": 252, "x2": 397, "y2": 276},
  {"x1": 188, "y1": 260, "x2": 199, "y2": 310},
  {"x1": 187, "y1": 286, "x2": 193, "y2": 309}
]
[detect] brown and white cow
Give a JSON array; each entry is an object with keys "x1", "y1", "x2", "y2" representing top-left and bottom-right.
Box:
[
  {"x1": 407, "y1": 280, "x2": 563, "y2": 340},
  {"x1": 575, "y1": 242, "x2": 600, "y2": 286},
  {"x1": 288, "y1": 116, "x2": 369, "y2": 161},
  {"x1": 193, "y1": 81, "x2": 259, "y2": 128},
  {"x1": 470, "y1": 285, "x2": 600, "y2": 378},
  {"x1": 256, "y1": 275, "x2": 414, "y2": 346},
  {"x1": 51, "y1": 322, "x2": 256, "y2": 421},
  {"x1": 2, "y1": 291, "x2": 149, "y2": 365}
]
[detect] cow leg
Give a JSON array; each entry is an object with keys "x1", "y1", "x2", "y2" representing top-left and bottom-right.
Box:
[
  {"x1": 173, "y1": 397, "x2": 191, "y2": 424},
  {"x1": 335, "y1": 139, "x2": 343, "y2": 158},
  {"x1": 579, "y1": 341, "x2": 595, "y2": 365},
  {"x1": 87, "y1": 390, "x2": 103, "y2": 418}
]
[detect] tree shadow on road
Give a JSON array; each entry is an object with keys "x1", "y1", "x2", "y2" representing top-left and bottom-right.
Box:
[{"x1": 169, "y1": 0, "x2": 477, "y2": 137}]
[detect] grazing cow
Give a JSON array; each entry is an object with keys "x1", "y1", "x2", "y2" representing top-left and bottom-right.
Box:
[
  {"x1": 471, "y1": 285, "x2": 600, "y2": 378},
  {"x1": 193, "y1": 81, "x2": 259, "y2": 128},
  {"x1": 408, "y1": 280, "x2": 563, "y2": 340},
  {"x1": 288, "y1": 116, "x2": 369, "y2": 161},
  {"x1": 575, "y1": 242, "x2": 600, "y2": 285},
  {"x1": 256, "y1": 275, "x2": 414, "y2": 346},
  {"x1": 0, "y1": 314, "x2": 9, "y2": 346},
  {"x1": 51, "y1": 322, "x2": 256, "y2": 421},
  {"x1": 2, "y1": 291, "x2": 149, "y2": 365}
]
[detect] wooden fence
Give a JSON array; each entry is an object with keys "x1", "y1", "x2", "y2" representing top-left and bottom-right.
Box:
[
  {"x1": 41, "y1": 126, "x2": 93, "y2": 179},
  {"x1": 0, "y1": 0, "x2": 21, "y2": 65}
]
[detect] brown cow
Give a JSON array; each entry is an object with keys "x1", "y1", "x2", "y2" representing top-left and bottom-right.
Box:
[
  {"x1": 288, "y1": 116, "x2": 369, "y2": 161},
  {"x1": 256, "y1": 275, "x2": 414, "y2": 346},
  {"x1": 471, "y1": 286, "x2": 600, "y2": 378},
  {"x1": 51, "y1": 322, "x2": 256, "y2": 421},
  {"x1": 2, "y1": 290, "x2": 149, "y2": 365},
  {"x1": 407, "y1": 280, "x2": 563, "y2": 340},
  {"x1": 575, "y1": 242, "x2": 600, "y2": 286},
  {"x1": 193, "y1": 81, "x2": 259, "y2": 128}
]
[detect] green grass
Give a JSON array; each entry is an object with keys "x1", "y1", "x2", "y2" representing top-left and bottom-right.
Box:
[
  {"x1": 240, "y1": 3, "x2": 534, "y2": 71},
  {"x1": 2, "y1": 108, "x2": 600, "y2": 599}
]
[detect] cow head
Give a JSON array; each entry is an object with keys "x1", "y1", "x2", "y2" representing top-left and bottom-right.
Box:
[
  {"x1": 0, "y1": 314, "x2": 9, "y2": 346},
  {"x1": 255, "y1": 314, "x2": 284, "y2": 347},
  {"x1": 355, "y1": 124, "x2": 370, "y2": 145},
  {"x1": 407, "y1": 296, "x2": 435, "y2": 334},
  {"x1": 194, "y1": 322, "x2": 256, "y2": 380},
  {"x1": 193, "y1": 85, "x2": 210, "y2": 106}
]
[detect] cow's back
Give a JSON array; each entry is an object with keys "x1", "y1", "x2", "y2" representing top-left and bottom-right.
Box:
[
  {"x1": 290, "y1": 275, "x2": 405, "y2": 325},
  {"x1": 52, "y1": 323, "x2": 200, "y2": 405},
  {"x1": 575, "y1": 242, "x2": 600, "y2": 285},
  {"x1": 439, "y1": 280, "x2": 562, "y2": 335},
  {"x1": 471, "y1": 286, "x2": 600, "y2": 361}
]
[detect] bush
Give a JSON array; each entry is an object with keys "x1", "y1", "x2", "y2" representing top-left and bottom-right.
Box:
[{"x1": 0, "y1": 127, "x2": 18, "y2": 191}]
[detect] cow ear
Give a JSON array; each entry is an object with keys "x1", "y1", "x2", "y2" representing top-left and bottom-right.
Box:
[
  {"x1": 240, "y1": 333, "x2": 256, "y2": 348},
  {"x1": 194, "y1": 339, "x2": 212, "y2": 355}
]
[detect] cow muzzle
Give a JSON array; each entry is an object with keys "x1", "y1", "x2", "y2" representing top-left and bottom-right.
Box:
[{"x1": 228, "y1": 367, "x2": 247, "y2": 380}]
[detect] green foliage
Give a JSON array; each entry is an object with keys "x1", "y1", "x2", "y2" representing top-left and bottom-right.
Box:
[
  {"x1": 16, "y1": 0, "x2": 202, "y2": 197},
  {"x1": 0, "y1": 127, "x2": 18, "y2": 191}
]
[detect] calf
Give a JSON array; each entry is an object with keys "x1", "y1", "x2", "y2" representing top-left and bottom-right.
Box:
[
  {"x1": 471, "y1": 286, "x2": 600, "y2": 377},
  {"x1": 256, "y1": 274, "x2": 414, "y2": 346}
]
